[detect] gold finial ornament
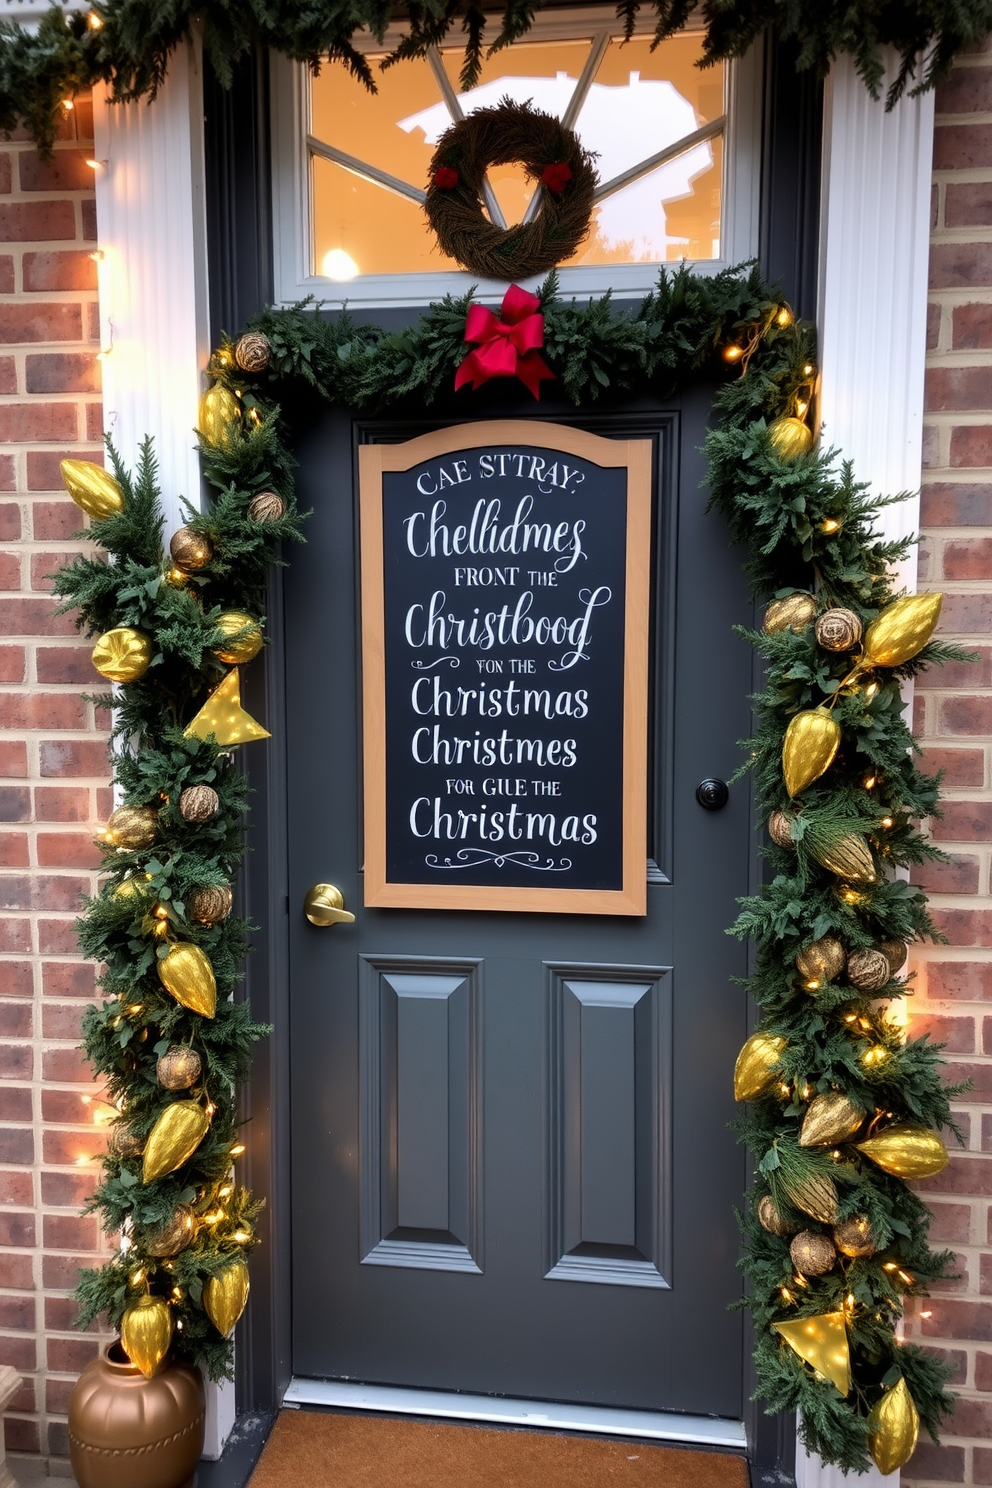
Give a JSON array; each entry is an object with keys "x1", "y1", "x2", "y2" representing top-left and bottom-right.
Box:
[
  {"x1": 157, "y1": 943, "x2": 217, "y2": 1018},
  {"x1": 734, "y1": 1032, "x2": 787, "y2": 1101},
  {"x1": 862, "y1": 593, "x2": 943, "y2": 670},
  {"x1": 768, "y1": 416, "x2": 814, "y2": 461},
  {"x1": 213, "y1": 611, "x2": 263, "y2": 665},
  {"x1": 60, "y1": 458, "x2": 124, "y2": 519},
  {"x1": 772, "y1": 1312, "x2": 851, "y2": 1395},
  {"x1": 184, "y1": 670, "x2": 270, "y2": 747},
  {"x1": 763, "y1": 593, "x2": 816, "y2": 635},
  {"x1": 782, "y1": 708, "x2": 841, "y2": 797},
  {"x1": 799, "y1": 1092, "x2": 864, "y2": 1147},
  {"x1": 121, "y1": 1295, "x2": 173, "y2": 1379},
  {"x1": 92, "y1": 627, "x2": 153, "y2": 684},
  {"x1": 142, "y1": 1102, "x2": 211, "y2": 1183},
  {"x1": 203, "y1": 1262, "x2": 250, "y2": 1337},
  {"x1": 868, "y1": 1378, "x2": 920, "y2": 1475},
  {"x1": 857, "y1": 1123, "x2": 948, "y2": 1178},
  {"x1": 198, "y1": 384, "x2": 242, "y2": 450},
  {"x1": 810, "y1": 832, "x2": 876, "y2": 883}
]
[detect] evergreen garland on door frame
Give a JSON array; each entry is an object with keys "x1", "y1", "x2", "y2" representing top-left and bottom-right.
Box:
[
  {"x1": 2, "y1": 0, "x2": 992, "y2": 153},
  {"x1": 56, "y1": 263, "x2": 968, "y2": 1469}
]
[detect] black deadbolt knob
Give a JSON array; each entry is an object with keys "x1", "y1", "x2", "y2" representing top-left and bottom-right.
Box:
[{"x1": 696, "y1": 778, "x2": 730, "y2": 811}]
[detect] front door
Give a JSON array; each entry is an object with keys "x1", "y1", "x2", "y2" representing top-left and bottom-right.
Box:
[{"x1": 284, "y1": 381, "x2": 752, "y2": 1419}]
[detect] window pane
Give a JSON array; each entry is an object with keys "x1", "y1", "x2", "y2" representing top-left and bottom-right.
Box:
[
  {"x1": 312, "y1": 155, "x2": 459, "y2": 278},
  {"x1": 310, "y1": 55, "x2": 440, "y2": 191}
]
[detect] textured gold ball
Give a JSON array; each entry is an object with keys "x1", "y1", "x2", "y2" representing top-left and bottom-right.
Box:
[
  {"x1": 234, "y1": 332, "x2": 271, "y2": 373},
  {"x1": 247, "y1": 490, "x2": 286, "y2": 523},
  {"x1": 879, "y1": 938, "x2": 908, "y2": 976},
  {"x1": 107, "y1": 1122, "x2": 143, "y2": 1160},
  {"x1": 757, "y1": 1194, "x2": 797, "y2": 1237},
  {"x1": 763, "y1": 593, "x2": 816, "y2": 635},
  {"x1": 213, "y1": 611, "x2": 264, "y2": 665},
  {"x1": 768, "y1": 415, "x2": 814, "y2": 460},
  {"x1": 189, "y1": 885, "x2": 233, "y2": 925},
  {"x1": 169, "y1": 527, "x2": 214, "y2": 574},
  {"x1": 847, "y1": 948, "x2": 892, "y2": 993},
  {"x1": 833, "y1": 1216, "x2": 877, "y2": 1258},
  {"x1": 156, "y1": 1045, "x2": 202, "y2": 1091},
  {"x1": 144, "y1": 1204, "x2": 196, "y2": 1258},
  {"x1": 179, "y1": 785, "x2": 219, "y2": 824},
  {"x1": 789, "y1": 1230, "x2": 837, "y2": 1277},
  {"x1": 107, "y1": 805, "x2": 158, "y2": 851},
  {"x1": 815, "y1": 607, "x2": 863, "y2": 652},
  {"x1": 796, "y1": 936, "x2": 846, "y2": 987},
  {"x1": 91, "y1": 627, "x2": 153, "y2": 683},
  {"x1": 768, "y1": 810, "x2": 795, "y2": 848}
]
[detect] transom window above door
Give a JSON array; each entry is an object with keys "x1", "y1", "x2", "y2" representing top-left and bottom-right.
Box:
[{"x1": 270, "y1": 14, "x2": 760, "y2": 305}]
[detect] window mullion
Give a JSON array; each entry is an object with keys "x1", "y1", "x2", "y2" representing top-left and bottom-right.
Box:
[
  {"x1": 427, "y1": 45, "x2": 508, "y2": 229},
  {"x1": 308, "y1": 136, "x2": 427, "y2": 205},
  {"x1": 520, "y1": 28, "x2": 609, "y2": 226},
  {"x1": 593, "y1": 116, "x2": 725, "y2": 204}
]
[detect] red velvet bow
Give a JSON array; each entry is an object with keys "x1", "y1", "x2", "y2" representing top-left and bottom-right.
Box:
[{"x1": 454, "y1": 284, "x2": 556, "y2": 400}]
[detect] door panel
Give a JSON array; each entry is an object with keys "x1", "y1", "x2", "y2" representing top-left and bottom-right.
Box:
[{"x1": 285, "y1": 387, "x2": 751, "y2": 1418}]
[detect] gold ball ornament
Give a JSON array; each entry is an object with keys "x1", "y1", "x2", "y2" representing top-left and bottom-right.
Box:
[
  {"x1": 234, "y1": 332, "x2": 271, "y2": 373},
  {"x1": 179, "y1": 785, "x2": 219, "y2": 824},
  {"x1": 203, "y1": 1261, "x2": 250, "y2": 1337},
  {"x1": 846, "y1": 948, "x2": 891, "y2": 993},
  {"x1": 142, "y1": 1101, "x2": 211, "y2": 1183},
  {"x1": 869, "y1": 1378, "x2": 920, "y2": 1476},
  {"x1": 790, "y1": 1230, "x2": 837, "y2": 1277},
  {"x1": 113, "y1": 873, "x2": 153, "y2": 903},
  {"x1": 60, "y1": 458, "x2": 124, "y2": 520},
  {"x1": 768, "y1": 416, "x2": 814, "y2": 461},
  {"x1": 734, "y1": 1032, "x2": 787, "y2": 1101},
  {"x1": 815, "y1": 608, "x2": 863, "y2": 652},
  {"x1": 879, "y1": 938, "x2": 908, "y2": 976},
  {"x1": 169, "y1": 527, "x2": 214, "y2": 574},
  {"x1": 857, "y1": 1123, "x2": 948, "y2": 1179},
  {"x1": 768, "y1": 810, "x2": 795, "y2": 848},
  {"x1": 862, "y1": 592, "x2": 943, "y2": 670},
  {"x1": 107, "y1": 1122, "x2": 143, "y2": 1160},
  {"x1": 757, "y1": 1194, "x2": 797, "y2": 1237},
  {"x1": 144, "y1": 1204, "x2": 196, "y2": 1258},
  {"x1": 188, "y1": 884, "x2": 233, "y2": 925},
  {"x1": 157, "y1": 943, "x2": 217, "y2": 1019},
  {"x1": 247, "y1": 490, "x2": 286, "y2": 523},
  {"x1": 198, "y1": 384, "x2": 242, "y2": 450},
  {"x1": 833, "y1": 1216, "x2": 877, "y2": 1258},
  {"x1": 106, "y1": 804, "x2": 158, "y2": 851},
  {"x1": 121, "y1": 1295, "x2": 173, "y2": 1379},
  {"x1": 799, "y1": 1092, "x2": 865, "y2": 1147},
  {"x1": 763, "y1": 593, "x2": 816, "y2": 635},
  {"x1": 91, "y1": 627, "x2": 153, "y2": 684},
  {"x1": 796, "y1": 936, "x2": 846, "y2": 988},
  {"x1": 156, "y1": 1045, "x2": 202, "y2": 1091},
  {"x1": 810, "y1": 830, "x2": 876, "y2": 883},
  {"x1": 780, "y1": 1171, "x2": 839, "y2": 1224},
  {"x1": 783, "y1": 708, "x2": 841, "y2": 797},
  {"x1": 213, "y1": 611, "x2": 263, "y2": 665}
]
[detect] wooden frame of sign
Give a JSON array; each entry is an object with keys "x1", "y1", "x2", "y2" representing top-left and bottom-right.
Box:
[{"x1": 360, "y1": 421, "x2": 651, "y2": 915}]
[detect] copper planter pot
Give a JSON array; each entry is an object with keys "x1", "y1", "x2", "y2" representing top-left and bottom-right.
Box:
[{"x1": 68, "y1": 1341, "x2": 206, "y2": 1488}]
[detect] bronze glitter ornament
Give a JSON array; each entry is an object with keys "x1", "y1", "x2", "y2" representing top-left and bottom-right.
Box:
[
  {"x1": 68, "y1": 1341, "x2": 205, "y2": 1488},
  {"x1": 757, "y1": 1194, "x2": 797, "y2": 1237},
  {"x1": 833, "y1": 1216, "x2": 877, "y2": 1258},
  {"x1": 188, "y1": 884, "x2": 233, "y2": 925},
  {"x1": 107, "y1": 1122, "x2": 143, "y2": 1160},
  {"x1": 768, "y1": 809, "x2": 794, "y2": 848},
  {"x1": 796, "y1": 936, "x2": 846, "y2": 988},
  {"x1": 178, "y1": 785, "x2": 219, "y2": 824},
  {"x1": 144, "y1": 1204, "x2": 196, "y2": 1258},
  {"x1": 815, "y1": 608, "x2": 863, "y2": 652},
  {"x1": 169, "y1": 527, "x2": 214, "y2": 574},
  {"x1": 879, "y1": 938, "x2": 908, "y2": 976},
  {"x1": 763, "y1": 593, "x2": 816, "y2": 635},
  {"x1": 234, "y1": 331, "x2": 271, "y2": 373},
  {"x1": 247, "y1": 490, "x2": 286, "y2": 523},
  {"x1": 846, "y1": 948, "x2": 891, "y2": 993},
  {"x1": 156, "y1": 1045, "x2": 202, "y2": 1091},
  {"x1": 790, "y1": 1230, "x2": 837, "y2": 1277},
  {"x1": 106, "y1": 805, "x2": 158, "y2": 851}
]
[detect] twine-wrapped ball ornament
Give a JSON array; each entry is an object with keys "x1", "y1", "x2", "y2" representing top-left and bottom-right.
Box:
[
  {"x1": 790, "y1": 1230, "x2": 837, "y2": 1277},
  {"x1": 179, "y1": 785, "x2": 219, "y2": 824},
  {"x1": 879, "y1": 938, "x2": 908, "y2": 976},
  {"x1": 782, "y1": 708, "x2": 841, "y2": 797},
  {"x1": 768, "y1": 416, "x2": 814, "y2": 460},
  {"x1": 247, "y1": 490, "x2": 285, "y2": 523},
  {"x1": 92, "y1": 627, "x2": 153, "y2": 683},
  {"x1": 768, "y1": 810, "x2": 794, "y2": 848},
  {"x1": 733, "y1": 1032, "x2": 787, "y2": 1101},
  {"x1": 815, "y1": 608, "x2": 863, "y2": 652},
  {"x1": 156, "y1": 1045, "x2": 202, "y2": 1091},
  {"x1": 203, "y1": 1261, "x2": 250, "y2": 1337},
  {"x1": 869, "y1": 1378, "x2": 919, "y2": 1476},
  {"x1": 763, "y1": 593, "x2": 816, "y2": 635},
  {"x1": 757, "y1": 1194, "x2": 797, "y2": 1237},
  {"x1": 189, "y1": 884, "x2": 233, "y2": 926},
  {"x1": 106, "y1": 805, "x2": 157, "y2": 851},
  {"x1": 234, "y1": 332, "x2": 271, "y2": 373},
  {"x1": 799, "y1": 1092, "x2": 864, "y2": 1147},
  {"x1": 847, "y1": 948, "x2": 891, "y2": 993},
  {"x1": 833, "y1": 1216, "x2": 876, "y2": 1258},
  {"x1": 213, "y1": 611, "x2": 263, "y2": 665},
  {"x1": 142, "y1": 1101, "x2": 211, "y2": 1183},
  {"x1": 144, "y1": 1204, "x2": 196, "y2": 1257},
  {"x1": 121, "y1": 1295, "x2": 172, "y2": 1379},
  {"x1": 796, "y1": 935, "x2": 846, "y2": 988},
  {"x1": 107, "y1": 1121, "x2": 143, "y2": 1160},
  {"x1": 169, "y1": 527, "x2": 214, "y2": 574}
]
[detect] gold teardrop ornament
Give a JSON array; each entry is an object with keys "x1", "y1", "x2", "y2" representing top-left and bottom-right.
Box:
[
  {"x1": 763, "y1": 593, "x2": 816, "y2": 635},
  {"x1": 862, "y1": 592, "x2": 943, "y2": 670},
  {"x1": 142, "y1": 1101, "x2": 210, "y2": 1183},
  {"x1": 780, "y1": 1170, "x2": 838, "y2": 1224},
  {"x1": 198, "y1": 384, "x2": 242, "y2": 450},
  {"x1": 782, "y1": 709, "x2": 841, "y2": 797},
  {"x1": 799, "y1": 1092, "x2": 865, "y2": 1147},
  {"x1": 203, "y1": 1261, "x2": 250, "y2": 1337},
  {"x1": 213, "y1": 611, "x2": 263, "y2": 665},
  {"x1": 60, "y1": 458, "x2": 124, "y2": 520},
  {"x1": 91, "y1": 627, "x2": 153, "y2": 684},
  {"x1": 809, "y1": 831, "x2": 876, "y2": 883},
  {"x1": 857, "y1": 1123, "x2": 948, "y2": 1178},
  {"x1": 772, "y1": 1312, "x2": 850, "y2": 1396},
  {"x1": 157, "y1": 943, "x2": 217, "y2": 1018},
  {"x1": 120, "y1": 1295, "x2": 173, "y2": 1379},
  {"x1": 768, "y1": 416, "x2": 814, "y2": 461},
  {"x1": 868, "y1": 1378, "x2": 920, "y2": 1475},
  {"x1": 734, "y1": 1033, "x2": 787, "y2": 1101}
]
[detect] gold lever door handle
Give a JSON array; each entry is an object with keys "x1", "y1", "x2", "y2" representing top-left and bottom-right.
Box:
[{"x1": 304, "y1": 884, "x2": 356, "y2": 927}]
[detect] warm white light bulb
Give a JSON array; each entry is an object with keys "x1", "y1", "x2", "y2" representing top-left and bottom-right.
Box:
[{"x1": 321, "y1": 248, "x2": 359, "y2": 281}]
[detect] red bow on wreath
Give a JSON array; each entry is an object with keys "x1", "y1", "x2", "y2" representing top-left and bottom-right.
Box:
[{"x1": 454, "y1": 284, "x2": 556, "y2": 400}]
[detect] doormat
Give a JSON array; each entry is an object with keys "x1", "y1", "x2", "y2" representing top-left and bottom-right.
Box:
[{"x1": 247, "y1": 1409, "x2": 750, "y2": 1488}]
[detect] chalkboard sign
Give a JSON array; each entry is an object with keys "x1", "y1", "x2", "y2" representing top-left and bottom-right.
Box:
[{"x1": 360, "y1": 422, "x2": 651, "y2": 914}]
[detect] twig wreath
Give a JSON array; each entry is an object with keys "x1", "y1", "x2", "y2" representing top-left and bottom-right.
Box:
[
  {"x1": 426, "y1": 101, "x2": 597, "y2": 278},
  {"x1": 54, "y1": 263, "x2": 969, "y2": 1472}
]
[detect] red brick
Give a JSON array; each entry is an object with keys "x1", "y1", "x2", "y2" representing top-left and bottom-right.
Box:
[
  {"x1": 0, "y1": 1043, "x2": 31, "y2": 1083},
  {"x1": 86, "y1": 401, "x2": 103, "y2": 440},
  {"x1": 28, "y1": 448, "x2": 100, "y2": 493},
  {"x1": 0, "y1": 402, "x2": 78, "y2": 443},
  {"x1": 45, "y1": 1297, "x2": 97, "y2": 1335},
  {"x1": 920, "y1": 1296, "x2": 992, "y2": 1340},
  {"x1": 0, "y1": 694, "x2": 86, "y2": 730},
  {"x1": 933, "y1": 802, "x2": 992, "y2": 840},
  {"x1": 942, "y1": 593, "x2": 992, "y2": 632},
  {"x1": 0, "y1": 1171, "x2": 32, "y2": 1206},
  {"x1": 46, "y1": 1335, "x2": 99, "y2": 1374},
  {"x1": 41, "y1": 1002, "x2": 82, "y2": 1040},
  {"x1": 924, "y1": 1345, "x2": 968, "y2": 1386},
  {"x1": 977, "y1": 1445, "x2": 992, "y2": 1485},
  {"x1": 37, "y1": 919, "x2": 79, "y2": 954},
  {"x1": 0, "y1": 964, "x2": 31, "y2": 999},
  {"x1": 943, "y1": 539, "x2": 992, "y2": 579},
  {"x1": 952, "y1": 303, "x2": 992, "y2": 348},
  {"x1": 0, "y1": 504, "x2": 19, "y2": 543},
  {"x1": 911, "y1": 1012, "x2": 975, "y2": 1052},
  {"x1": 0, "y1": 359, "x2": 15, "y2": 398},
  {"x1": 0, "y1": 1000, "x2": 30, "y2": 1041},
  {"x1": 0, "y1": 1131, "x2": 31, "y2": 1166},
  {"x1": 18, "y1": 147, "x2": 95, "y2": 193},
  {"x1": 0, "y1": 1210, "x2": 34, "y2": 1248},
  {"x1": 22, "y1": 249, "x2": 98, "y2": 293},
  {"x1": 947, "y1": 1396, "x2": 992, "y2": 1437},
  {"x1": 43, "y1": 1213, "x2": 98, "y2": 1252},
  {"x1": 0, "y1": 301, "x2": 82, "y2": 345},
  {"x1": 36, "y1": 647, "x2": 97, "y2": 685},
  {"x1": 927, "y1": 1202, "x2": 973, "y2": 1245},
  {"x1": 911, "y1": 855, "x2": 981, "y2": 894},
  {"x1": 933, "y1": 122, "x2": 992, "y2": 171},
  {"x1": 939, "y1": 697, "x2": 992, "y2": 735},
  {"x1": 0, "y1": 459, "x2": 11, "y2": 493},
  {"x1": 42, "y1": 1253, "x2": 96, "y2": 1290},
  {"x1": 0, "y1": 1255, "x2": 34, "y2": 1289},
  {"x1": 40, "y1": 1170, "x2": 93, "y2": 1208},
  {"x1": 0, "y1": 553, "x2": 18, "y2": 591},
  {"x1": 0, "y1": 200, "x2": 75, "y2": 242},
  {"x1": 41, "y1": 961, "x2": 93, "y2": 999},
  {"x1": 911, "y1": 1441, "x2": 965, "y2": 1481},
  {"x1": 951, "y1": 425, "x2": 992, "y2": 468},
  {"x1": 39, "y1": 739, "x2": 109, "y2": 778},
  {"x1": 36, "y1": 833, "x2": 100, "y2": 870},
  {"x1": 0, "y1": 1336, "x2": 37, "y2": 1373},
  {"x1": 0, "y1": 789, "x2": 29, "y2": 823},
  {"x1": 916, "y1": 1153, "x2": 992, "y2": 1195},
  {"x1": 0, "y1": 648, "x2": 25, "y2": 683},
  {"x1": 34, "y1": 785, "x2": 91, "y2": 823},
  {"x1": 25, "y1": 351, "x2": 99, "y2": 395},
  {"x1": 936, "y1": 66, "x2": 992, "y2": 113},
  {"x1": 0, "y1": 1297, "x2": 34, "y2": 1335},
  {"x1": 927, "y1": 300, "x2": 941, "y2": 349},
  {"x1": 0, "y1": 923, "x2": 31, "y2": 954},
  {"x1": 919, "y1": 653, "x2": 992, "y2": 691},
  {"x1": 31, "y1": 548, "x2": 99, "y2": 592},
  {"x1": 81, "y1": 198, "x2": 96, "y2": 241},
  {"x1": 41, "y1": 1088, "x2": 93, "y2": 1123},
  {"x1": 0, "y1": 744, "x2": 26, "y2": 779},
  {"x1": 926, "y1": 367, "x2": 992, "y2": 413},
  {"x1": 0, "y1": 258, "x2": 12, "y2": 296},
  {"x1": 941, "y1": 1062, "x2": 992, "y2": 1101},
  {"x1": 40, "y1": 1048, "x2": 91, "y2": 1085},
  {"x1": 0, "y1": 836, "x2": 28, "y2": 870}
]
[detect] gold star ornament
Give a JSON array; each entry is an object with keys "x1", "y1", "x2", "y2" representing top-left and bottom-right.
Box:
[{"x1": 184, "y1": 670, "x2": 270, "y2": 746}]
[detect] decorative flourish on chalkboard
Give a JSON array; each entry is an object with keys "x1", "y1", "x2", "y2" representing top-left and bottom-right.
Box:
[
  {"x1": 411, "y1": 657, "x2": 460, "y2": 670},
  {"x1": 425, "y1": 850, "x2": 572, "y2": 872}
]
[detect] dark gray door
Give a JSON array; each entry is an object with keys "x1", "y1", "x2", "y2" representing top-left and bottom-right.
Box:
[{"x1": 284, "y1": 386, "x2": 752, "y2": 1417}]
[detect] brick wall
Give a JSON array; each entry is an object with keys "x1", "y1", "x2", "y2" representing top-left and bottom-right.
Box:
[
  {"x1": 0, "y1": 98, "x2": 112, "y2": 1471},
  {"x1": 904, "y1": 35, "x2": 992, "y2": 1488}
]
